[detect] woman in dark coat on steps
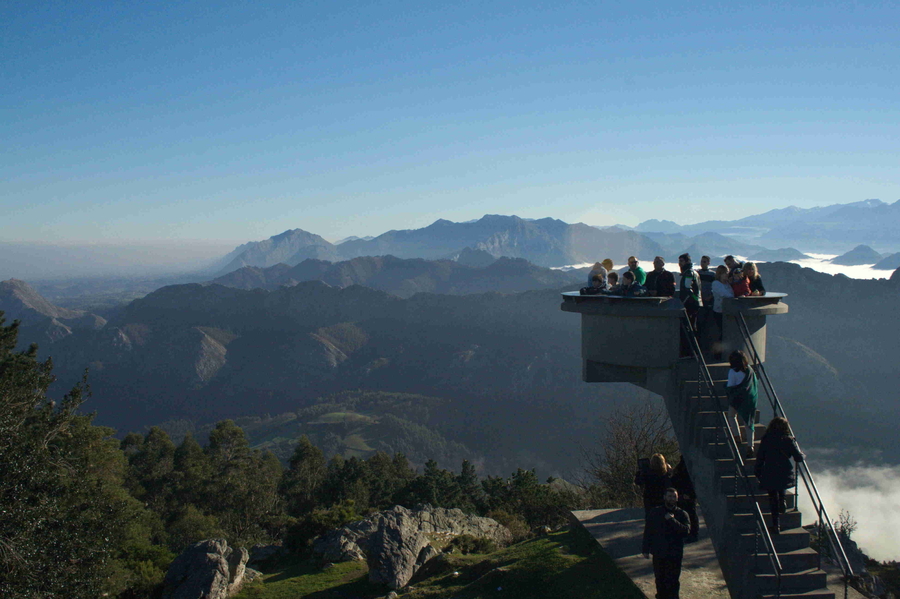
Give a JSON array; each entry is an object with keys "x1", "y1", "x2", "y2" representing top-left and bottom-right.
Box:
[{"x1": 754, "y1": 417, "x2": 805, "y2": 534}]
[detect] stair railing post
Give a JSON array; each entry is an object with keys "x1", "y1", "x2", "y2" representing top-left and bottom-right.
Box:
[
  {"x1": 680, "y1": 312, "x2": 783, "y2": 594},
  {"x1": 737, "y1": 312, "x2": 858, "y2": 587}
]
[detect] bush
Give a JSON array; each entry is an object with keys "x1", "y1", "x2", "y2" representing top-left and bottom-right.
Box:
[
  {"x1": 446, "y1": 534, "x2": 497, "y2": 555},
  {"x1": 487, "y1": 509, "x2": 530, "y2": 542},
  {"x1": 284, "y1": 500, "x2": 362, "y2": 554}
]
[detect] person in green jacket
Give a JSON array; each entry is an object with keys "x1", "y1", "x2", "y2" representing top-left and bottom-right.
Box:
[
  {"x1": 725, "y1": 350, "x2": 758, "y2": 458},
  {"x1": 627, "y1": 256, "x2": 647, "y2": 286}
]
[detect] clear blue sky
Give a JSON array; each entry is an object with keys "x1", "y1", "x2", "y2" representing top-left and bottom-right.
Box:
[{"x1": 3, "y1": 0, "x2": 899, "y2": 245}]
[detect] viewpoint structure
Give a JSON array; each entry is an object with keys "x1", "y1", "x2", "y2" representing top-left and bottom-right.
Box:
[{"x1": 562, "y1": 291, "x2": 851, "y2": 599}]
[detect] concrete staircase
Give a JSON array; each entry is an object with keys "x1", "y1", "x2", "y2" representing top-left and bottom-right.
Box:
[{"x1": 665, "y1": 360, "x2": 834, "y2": 599}]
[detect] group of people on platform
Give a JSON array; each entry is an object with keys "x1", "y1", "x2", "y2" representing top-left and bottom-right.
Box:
[
  {"x1": 580, "y1": 254, "x2": 766, "y2": 307},
  {"x1": 634, "y1": 373, "x2": 805, "y2": 599}
]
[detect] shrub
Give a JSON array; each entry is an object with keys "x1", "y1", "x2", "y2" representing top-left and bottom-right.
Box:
[{"x1": 446, "y1": 534, "x2": 497, "y2": 555}]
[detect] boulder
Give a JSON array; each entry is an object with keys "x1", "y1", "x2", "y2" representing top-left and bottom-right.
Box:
[
  {"x1": 313, "y1": 505, "x2": 512, "y2": 590},
  {"x1": 161, "y1": 539, "x2": 249, "y2": 599},
  {"x1": 366, "y1": 522, "x2": 431, "y2": 589}
]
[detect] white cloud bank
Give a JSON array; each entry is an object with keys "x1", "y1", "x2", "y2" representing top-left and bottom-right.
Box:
[
  {"x1": 555, "y1": 254, "x2": 896, "y2": 281},
  {"x1": 796, "y1": 463, "x2": 900, "y2": 561}
]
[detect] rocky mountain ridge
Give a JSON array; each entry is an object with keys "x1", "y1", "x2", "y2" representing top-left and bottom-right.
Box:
[{"x1": 210, "y1": 255, "x2": 581, "y2": 298}]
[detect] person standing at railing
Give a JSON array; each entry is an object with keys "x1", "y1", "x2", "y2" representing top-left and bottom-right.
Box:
[
  {"x1": 754, "y1": 417, "x2": 804, "y2": 535},
  {"x1": 711, "y1": 265, "x2": 734, "y2": 360},
  {"x1": 743, "y1": 262, "x2": 766, "y2": 296},
  {"x1": 642, "y1": 488, "x2": 691, "y2": 599},
  {"x1": 725, "y1": 350, "x2": 758, "y2": 458},
  {"x1": 627, "y1": 256, "x2": 647, "y2": 285},
  {"x1": 697, "y1": 255, "x2": 716, "y2": 344},
  {"x1": 645, "y1": 256, "x2": 675, "y2": 297},
  {"x1": 586, "y1": 262, "x2": 609, "y2": 290}
]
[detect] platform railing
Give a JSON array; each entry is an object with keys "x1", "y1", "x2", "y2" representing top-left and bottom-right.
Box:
[
  {"x1": 736, "y1": 312, "x2": 855, "y2": 598},
  {"x1": 681, "y1": 313, "x2": 783, "y2": 597}
]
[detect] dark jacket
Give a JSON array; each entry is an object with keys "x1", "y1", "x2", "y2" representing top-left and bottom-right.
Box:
[
  {"x1": 642, "y1": 504, "x2": 691, "y2": 557},
  {"x1": 679, "y1": 263, "x2": 702, "y2": 310},
  {"x1": 755, "y1": 434, "x2": 804, "y2": 491},
  {"x1": 635, "y1": 466, "x2": 673, "y2": 509},
  {"x1": 622, "y1": 283, "x2": 648, "y2": 297},
  {"x1": 749, "y1": 276, "x2": 766, "y2": 295},
  {"x1": 671, "y1": 459, "x2": 695, "y2": 501},
  {"x1": 579, "y1": 286, "x2": 604, "y2": 295},
  {"x1": 646, "y1": 269, "x2": 675, "y2": 297},
  {"x1": 698, "y1": 267, "x2": 716, "y2": 304}
]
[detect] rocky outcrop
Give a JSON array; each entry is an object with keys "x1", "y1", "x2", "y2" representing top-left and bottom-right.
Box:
[
  {"x1": 313, "y1": 505, "x2": 511, "y2": 590},
  {"x1": 161, "y1": 539, "x2": 249, "y2": 599}
]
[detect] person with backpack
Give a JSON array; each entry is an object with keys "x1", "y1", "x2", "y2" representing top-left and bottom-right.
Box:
[
  {"x1": 754, "y1": 417, "x2": 804, "y2": 535},
  {"x1": 725, "y1": 350, "x2": 758, "y2": 458}
]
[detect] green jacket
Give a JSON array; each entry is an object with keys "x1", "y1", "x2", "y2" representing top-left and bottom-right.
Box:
[
  {"x1": 726, "y1": 367, "x2": 758, "y2": 423},
  {"x1": 630, "y1": 266, "x2": 647, "y2": 285}
]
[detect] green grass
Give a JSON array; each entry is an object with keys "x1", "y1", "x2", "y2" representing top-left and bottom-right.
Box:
[
  {"x1": 235, "y1": 560, "x2": 378, "y2": 599},
  {"x1": 235, "y1": 527, "x2": 644, "y2": 599},
  {"x1": 308, "y1": 412, "x2": 375, "y2": 425}
]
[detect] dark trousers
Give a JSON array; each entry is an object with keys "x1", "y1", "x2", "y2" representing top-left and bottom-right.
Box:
[
  {"x1": 653, "y1": 553, "x2": 683, "y2": 599},
  {"x1": 768, "y1": 490, "x2": 786, "y2": 528}
]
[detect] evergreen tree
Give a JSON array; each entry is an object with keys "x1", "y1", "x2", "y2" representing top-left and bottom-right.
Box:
[
  {"x1": 0, "y1": 314, "x2": 167, "y2": 598},
  {"x1": 280, "y1": 435, "x2": 326, "y2": 516}
]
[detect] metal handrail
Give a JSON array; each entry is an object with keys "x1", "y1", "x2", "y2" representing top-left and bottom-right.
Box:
[
  {"x1": 736, "y1": 313, "x2": 855, "y2": 594},
  {"x1": 680, "y1": 314, "x2": 783, "y2": 593}
]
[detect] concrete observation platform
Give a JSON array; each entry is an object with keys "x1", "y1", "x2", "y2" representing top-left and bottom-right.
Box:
[{"x1": 559, "y1": 292, "x2": 788, "y2": 399}]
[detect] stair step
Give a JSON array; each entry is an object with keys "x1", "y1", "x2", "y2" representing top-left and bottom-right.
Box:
[
  {"x1": 734, "y1": 510, "x2": 803, "y2": 531},
  {"x1": 726, "y1": 491, "x2": 797, "y2": 511},
  {"x1": 701, "y1": 424, "x2": 766, "y2": 446},
  {"x1": 694, "y1": 410, "x2": 761, "y2": 427},
  {"x1": 741, "y1": 526, "x2": 811, "y2": 552},
  {"x1": 752, "y1": 547, "x2": 821, "y2": 574},
  {"x1": 716, "y1": 457, "x2": 757, "y2": 475},
  {"x1": 754, "y1": 568, "x2": 828, "y2": 592}
]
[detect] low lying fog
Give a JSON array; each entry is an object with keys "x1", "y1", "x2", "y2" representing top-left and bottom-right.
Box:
[
  {"x1": 796, "y1": 460, "x2": 900, "y2": 561},
  {"x1": 0, "y1": 241, "x2": 239, "y2": 280}
]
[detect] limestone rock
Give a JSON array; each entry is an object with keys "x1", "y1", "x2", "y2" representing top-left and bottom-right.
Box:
[
  {"x1": 313, "y1": 505, "x2": 511, "y2": 589},
  {"x1": 366, "y1": 522, "x2": 430, "y2": 589},
  {"x1": 161, "y1": 539, "x2": 249, "y2": 599}
]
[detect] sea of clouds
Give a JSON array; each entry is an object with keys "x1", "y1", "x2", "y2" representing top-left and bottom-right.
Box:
[
  {"x1": 796, "y1": 460, "x2": 900, "y2": 562},
  {"x1": 555, "y1": 254, "x2": 896, "y2": 280}
]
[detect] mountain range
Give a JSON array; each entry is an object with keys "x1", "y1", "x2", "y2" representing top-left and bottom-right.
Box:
[
  {"x1": 209, "y1": 255, "x2": 581, "y2": 298},
  {"x1": 209, "y1": 215, "x2": 667, "y2": 274},
  {"x1": 633, "y1": 199, "x2": 900, "y2": 254},
  {"x1": 5, "y1": 258, "x2": 899, "y2": 477}
]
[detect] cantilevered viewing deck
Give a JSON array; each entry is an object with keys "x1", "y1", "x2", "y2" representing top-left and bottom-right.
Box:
[{"x1": 560, "y1": 292, "x2": 788, "y2": 398}]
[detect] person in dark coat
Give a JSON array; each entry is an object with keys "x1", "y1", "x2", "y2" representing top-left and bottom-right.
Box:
[
  {"x1": 620, "y1": 270, "x2": 647, "y2": 297},
  {"x1": 579, "y1": 274, "x2": 606, "y2": 295},
  {"x1": 754, "y1": 417, "x2": 804, "y2": 535},
  {"x1": 634, "y1": 453, "x2": 673, "y2": 518},
  {"x1": 643, "y1": 488, "x2": 691, "y2": 599},
  {"x1": 671, "y1": 457, "x2": 699, "y2": 543},
  {"x1": 743, "y1": 262, "x2": 766, "y2": 296},
  {"x1": 645, "y1": 256, "x2": 676, "y2": 297}
]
